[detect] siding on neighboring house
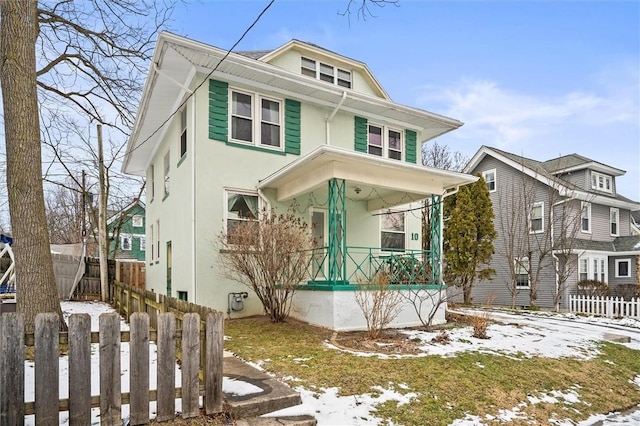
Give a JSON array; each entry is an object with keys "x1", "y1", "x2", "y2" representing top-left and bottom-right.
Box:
[{"x1": 557, "y1": 170, "x2": 588, "y2": 191}]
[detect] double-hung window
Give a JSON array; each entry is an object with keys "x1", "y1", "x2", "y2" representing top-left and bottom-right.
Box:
[
  {"x1": 149, "y1": 164, "x2": 155, "y2": 201},
  {"x1": 381, "y1": 211, "x2": 405, "y2": 252},
  {"x1": 120, "y1": 234, "x2": 132, "y2": 251},
  {"x1": 580, "y1": 202, "x2": 591, "y2": 233},
  {"x1": 578, "y1": 255, "x2": 607, "y2": 283},
  {"x1": 368, "y1": 124, "x2": 403, "y2": 160},
  {"x1": 578, "y1": 258, "x2": 588, "y2": 281},
  {"x1": 529, "y1": 202, "x2": 544, "y2": 233},
  {"x1": 610, "y1": 208, "x2": 619, "y2": 236},
  {"x1": 139, "y1": 236, "x2": 146, "y2": 252},
  {"x1": 230, "y1": 89, "x2": 282, "y2": 149},
  {"x1": 515, "y1": 257, "x2": 530, "y2": 288},
  {"x1": 163, "y1": 152, "x2": 170, "y2": 197},
  {"x1": 132, "y1": 215, "x2": 143, "y2": 228},
  {"x1": 483, "y1": 169, "x2": 496, "y2": 192},
  {"x1": 180, "y1": 107, "x2": 187, "y2": 158},
  {"x1": 226, "y1": 190, "x2": 260, "y2": 244}
]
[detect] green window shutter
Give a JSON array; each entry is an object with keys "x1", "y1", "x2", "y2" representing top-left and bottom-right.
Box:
[
  {"x1": 354, "y1": 116, "x2": 368, "y2": 153},
  {"x1": 209, "y1": 79, "x2": 228, "y2": 141},
  {"x1": 405, "y1": 129, "x2": 417, "y2": 164},
  {"x1": 284, "y1": 99, "x2": 301, "y2": 155}
]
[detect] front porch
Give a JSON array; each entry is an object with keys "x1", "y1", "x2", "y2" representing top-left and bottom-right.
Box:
[{"x1": 257, "y1": 145, "x2": 476, "y2": 330}]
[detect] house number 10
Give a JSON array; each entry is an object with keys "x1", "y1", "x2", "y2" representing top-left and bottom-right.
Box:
[{"x1": 410, "y1": 233, "x2": 419, "y2": 241}]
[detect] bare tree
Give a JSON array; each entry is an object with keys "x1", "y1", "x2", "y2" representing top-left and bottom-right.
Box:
[
  {"x1": 422, "y1": 141, "x2": 468, "y2": 172},
  {"x1": 403, "y1": 281, "x2": 461, "y2": 331},
  {"x1": 340, "y1": 0, "x2": 399, "y2": 20},
  {"x1": 45, "y1": 179, "x2": 84, "y2": 244},
  {"x1": 218, "y1": 209, "x2": 314, "y2": 322},
  {"x1": 0, "y1": 0, "x2": 172, "y2": 329}
]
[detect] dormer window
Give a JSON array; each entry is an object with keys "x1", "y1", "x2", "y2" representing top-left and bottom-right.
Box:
[
  {"x1": 591, "y1": 171, "x2": 612, "y2": 193},
  {"x1": 301, "y1": 57, "x2": 351, "y2": 89}
]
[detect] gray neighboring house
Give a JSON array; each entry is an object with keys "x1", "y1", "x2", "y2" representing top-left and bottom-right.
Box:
[{"x1": 464, "y1": 146, "x2": 640, "y2": 309}]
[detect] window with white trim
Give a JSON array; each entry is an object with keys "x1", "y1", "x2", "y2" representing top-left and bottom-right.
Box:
[
  {"x1": 580, "y1": 255, "x2": 608, "y2": 282},
  {"x1": 615, "y1": 259, "x2": 630, "y2": 278},
  {"x1": 139, "y1": 236, "x2": 146, "y2": 252},
  {"x1": 515, "y1": 257, "x2": 530, "y2": 288},
  {"x1": 230, "y1": 89, "x2": 282, "y2": 149},
  {"x1": 225, "y1": 190, "x2": 260, "y2": 244},
  {"x1": 156, "y1": 219, "x2": 160, "y2": 259},
  {"x1": 591, "y1": 171, "x2": 612, "y2": 193},
  {"x1": 368, "y1": 124, "x2": 403, "y2": 160},
  {"x1": 300, "y1": 57, "x2": 352, "y2": 88},
  {"x1": 180, "y1": 107, "x2": 187, "y2": 158},
  {"x1": 149, "y1": 164, "x2": 155, "y2": 201},
  {"x1": 483, "y1": 169, "x2": 496, "y2": 192},
  {"x1": 580, "y1": 202, "x2": 591, "y2": 233},
  {"x1": 121, "y1": 234, "x2": 132, "y2": 251},
  {"x1": 529, "y1": 202, "x2": 544, "y2": 233},
  {"x1": 150, "y1": 224, "x2": 154, "y2": 260},
  {"x1": 579, "y1": 258, "x2": 588, "y2": 281},
  {"x1": 381, "y1": 211, "x2": 405, "y2": 252},
  {"x1": 163, "y1": 152, "x2": 170, "y2": 197},
  {"x1": 132, "y1": 215, "x2": 143, "y2": 228},
  {"x1": 610, "y1": 208, "x2": 619, "y2": 236}
]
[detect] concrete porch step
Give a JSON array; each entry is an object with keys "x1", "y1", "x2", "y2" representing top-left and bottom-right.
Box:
[{"x1": 223, "y1": 355, "x2": 305, "y2": 420}]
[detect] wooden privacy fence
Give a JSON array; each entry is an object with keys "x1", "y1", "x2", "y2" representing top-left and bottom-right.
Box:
[
  {"x1": 570, "y1": 295, "x2": 640, "y2": 319},
  {"x1": 0, "y1": 311, "x2": 224, "y2": 425},
  {"x1": 115, "y1": 261, "x2": 146, "y2": 289}
]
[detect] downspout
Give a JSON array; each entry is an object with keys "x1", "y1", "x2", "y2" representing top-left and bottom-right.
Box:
[
  {"x1": 551, "y1": 193, "x2": 578, "y2": 311},
  {"x1": 191, "y1": 92, "x2": 197, "y2": 302},
  {"x1": 326, "y1": 91, "x2": 347, "y2": 145}
]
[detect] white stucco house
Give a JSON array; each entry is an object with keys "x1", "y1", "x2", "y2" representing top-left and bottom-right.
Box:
[{"x1": 122, "y1": 32, "x2": 476, "y2": 330}]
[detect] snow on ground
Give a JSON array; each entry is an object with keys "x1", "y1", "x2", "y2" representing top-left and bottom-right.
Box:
[{"x1": 21, "y1": 302, "x2": 640, "y2": 425}]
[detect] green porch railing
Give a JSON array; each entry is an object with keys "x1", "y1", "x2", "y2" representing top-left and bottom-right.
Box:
[{"x1": 305, "y1": 246, "x2": 433, "y2": 287}]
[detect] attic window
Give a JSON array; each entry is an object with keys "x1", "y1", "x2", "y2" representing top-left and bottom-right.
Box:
[
  {"x1": 591, "y1": 171, "x2": 612, "y2": 193},
  {"x1": 300, "y1": 57, "x2": 351, "y2": 89}
]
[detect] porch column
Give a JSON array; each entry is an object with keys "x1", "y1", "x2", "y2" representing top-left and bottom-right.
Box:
[
  {"x1": 430, "y1": 194, "x2": 442, "y2": 285},
  {"x1": 327, "y1": 178, "x2": 346, "y2": 284}
]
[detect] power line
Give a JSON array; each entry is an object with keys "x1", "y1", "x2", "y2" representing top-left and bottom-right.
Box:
[{"x1": 120, "y1": 0, "x2": 276, "y2": 164}]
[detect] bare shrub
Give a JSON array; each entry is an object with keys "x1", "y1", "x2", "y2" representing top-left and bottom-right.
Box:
[
  {"x1": 431, "y1": 331, "x2": 451, "y2": 344},
  {"x1": 354, "y1": 271, "x2": 404, "y2": 339},
  {"x1": 218, "y1": 209, "x2": 314, "y2": 322},
  {"x1": 471, "y1": 313, "x2": 490, "y2": 339},
  {"x1": 577, "y1": 279, "x2": 611, "y2": 298}
]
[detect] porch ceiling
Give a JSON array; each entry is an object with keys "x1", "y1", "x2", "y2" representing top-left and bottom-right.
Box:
[{"x1": 257, "y1": 145, "x2": 478, "y2": 211}]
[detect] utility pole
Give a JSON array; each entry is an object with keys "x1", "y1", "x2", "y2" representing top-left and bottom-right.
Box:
[{"x1": 97, "y1": 124, "x2": 109, "y2": 302}]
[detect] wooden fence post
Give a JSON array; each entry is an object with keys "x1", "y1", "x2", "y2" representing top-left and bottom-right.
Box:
[
  {"x1": 130, "y1": 313, "x2": 150, "y2": 425},
  {"x1": 35, "y1": 313, "x2": 59, "y2": 426},
  {"x1": 69, "y1": 314, "x2": 91, "y2": 426},
  {"x1": 181, "y1": 313, "x2": 200, "y2": 419},
  {"x1": 205, "y1": 312, "x2": 224, "y2": 414},
  {"x1": 0, "y1": 313, "x2": 25, "y2": 426},
  {"x1": 156, "y1": 313, "x2": 176, "y2": 422},
  {"x1": 99, "y1": 313, "x2": 121, "y2": 426}
]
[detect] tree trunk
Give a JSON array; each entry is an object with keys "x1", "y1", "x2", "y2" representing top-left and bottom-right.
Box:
[{"x1": 0, "y1": 0, "x2": 66, "y2": 331}]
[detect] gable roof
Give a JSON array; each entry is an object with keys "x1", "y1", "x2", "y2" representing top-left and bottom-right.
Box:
[
  {"x1": 465, "y1": 146, "x2": 640, "y2": 210},
  {"x1": 123, "y1": 32, "x2": 463, "y2": 175},
  {"x1": 106, "y1": 199, "x2": 145, "y2": 226},
  {"x1": 541, "y1": 153, "x2": 625, "y2": 176}
]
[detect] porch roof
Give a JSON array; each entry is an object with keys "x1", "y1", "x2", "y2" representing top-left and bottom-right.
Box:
[{"x1": 257, "y1": 145, "x2": 477, "y2": 211}]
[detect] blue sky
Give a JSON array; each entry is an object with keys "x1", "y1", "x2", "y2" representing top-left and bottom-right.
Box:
[{"x1": 173, "y1": 0, "x2": 640, "y2": 200}]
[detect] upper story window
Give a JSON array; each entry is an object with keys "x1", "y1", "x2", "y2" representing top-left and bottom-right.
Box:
[
  {"x1": 580, "y1": 202, "x2": 591, "y2": 233},
  {"x1": 529, "y1": 202, "x2": 544, "y2": 234},
  {"x1": 226, "y1": 190, "x2": 260, "y2": 244},
  {"x1": 120, "y1": 234, "x2": 132, "y2": 251},
  {"x1": 180, "y1": 107, "x2": 187, "y2": 158},
  {"x1": 483, "y1": 169, "x2": 496, "y2": 193},
  {"x1": 301, "y1": 57, "x2": 352, "y2": 89},
  {"x1": 139, "y1": 236, "x2": 146, "y2": 252},
  {"x1": 610, "y1": 207, "x2": 619, "y2": 236},
  {"x1": 132, "y1": 215, "x2": 143, "y2": 228},
  {"x1": 368, "y1": 124, "x2": 403, "y2": 160},
  {"x1": 230, "y1": 89, "x2": 282, "y2": 150},
  {"x1": 381, "y1": 211, "x2": 405, "y2": 252},
  {"x1": 591, "y1": 171, "x2": 612, "y2": 193},
  {"x1": 149, "y1": 164, "x2": 155, "y2": 201}
]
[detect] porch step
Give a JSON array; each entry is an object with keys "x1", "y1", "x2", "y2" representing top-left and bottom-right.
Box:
[{"x1": 223, "y1": 356, "x2": 303, "y2": 419}]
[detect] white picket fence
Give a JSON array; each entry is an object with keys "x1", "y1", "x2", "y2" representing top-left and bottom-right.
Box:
[{"x1": 569, "y1": 295, "x2": 640, "y2": 319}]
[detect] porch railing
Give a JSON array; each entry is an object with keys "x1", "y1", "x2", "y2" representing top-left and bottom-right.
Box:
[{"x1": 305, "y1": 246, "x2": 433, "y2": 286}]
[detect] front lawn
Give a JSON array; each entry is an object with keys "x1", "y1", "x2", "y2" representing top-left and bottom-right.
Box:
[{"x1": 224, "y1": 315, "x2": 640, "y2": 425}]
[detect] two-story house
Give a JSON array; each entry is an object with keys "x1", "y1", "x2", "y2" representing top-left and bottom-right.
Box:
[
  {"x1": 465, "y1": 146, "x2": 640, "y2": 309},
  {"x1": 122, "y1": 32, "x2": 476, "y2": 330},
  {"x1": 107, "y1": 200, "x2": 146, "y2": 261}
]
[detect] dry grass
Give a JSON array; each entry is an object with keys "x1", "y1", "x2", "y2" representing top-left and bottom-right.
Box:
[{"x1": 224, "y1": 316, "x2": 640, "y2": 426}]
